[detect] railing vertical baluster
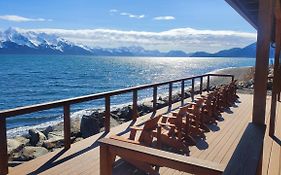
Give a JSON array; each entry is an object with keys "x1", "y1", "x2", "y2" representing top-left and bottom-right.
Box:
[
  {"x1": 169, "y1": 82, "x2": 173, "y2": 107},
  {"x1": 132, "y1": 90, "x2": 138, "y2": 120},
  {"x1": 200, "y1": 76, "x2": 203, "y2": 94},
  {"x1": 191, "y1": 78, "x2": 195, "y2": 101},
  {"x1": 0, "y1": 118, "x2": 8, "y2": 175},
  {"x1": 207, "y1": 75, "x2": 210, "y2": 92},
  {"x1": 181, "y1": 80, "x2": 185, "y2": 106},
  {"x1": 63, "y1": 104, "x2": 71, "y2": 150},
  {"x1": 105, "y1": 96, "x2": 110, "y2": 133},
  {"x1": 153, "y1": 86, "x2": 157, "y2": 112}
]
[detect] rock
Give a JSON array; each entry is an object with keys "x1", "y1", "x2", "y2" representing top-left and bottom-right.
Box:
[
  {"x1": 7, "y1": 139, "x2": 24, "y2": 155},
  {"x1": 28, "y1": 129, "x2": 47, "y2": 146},
  {"x1": 73, "y1": 137, "x2": 84, "y2": 143},
  {"x1": 43, "y1": 132, "x2": 64, "y2": 149},
  {"x1": 42, "y1": 126, "x2": 54, "y2": 136},
  {"x1": 20, "y1": 146, "x2": 48, "y2": 160},
  {"x1": 80, "y1": 115, "x2": 100, "y2": 138},
  {"x1": 14, "y1": 136, "x2": 29, "y2": 145}
]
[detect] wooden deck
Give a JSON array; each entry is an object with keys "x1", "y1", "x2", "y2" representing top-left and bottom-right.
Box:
[{"x1": 7, "y1": 93, "x2": 281, "y2": 175}]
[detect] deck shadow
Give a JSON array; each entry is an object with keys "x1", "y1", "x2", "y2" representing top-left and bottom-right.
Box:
[
  {"x1": 272, "y1": 135, "x2": 281, "y2": 146},
  {"x1": 195, "y1": 137, "x2": 209, "y2": 150},
  {"x1": 27, "y1": 132, "x2": 108, "y2": 175},
  {"x1": 208, "y1": 124, "x2": 220, "y2": 132}
]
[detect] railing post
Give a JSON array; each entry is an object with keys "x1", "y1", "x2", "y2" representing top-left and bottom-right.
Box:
[
  {"x1": 132, "y1": 90, "x2": 138, "y2": 120},
  {"x1": 181, "y1": 80, "x2": 185, "y2": 106},
  {"x1": 105, "y1": 96, "x2": 110, "y2": 133},
  {"x1": 231, "y1": 75, "x2": 234, "y2": 82},
  {"x1": 63, "y1": 104, "x2": 71, "y2": 150},
  {"x1": 153, "y1": 86, "x2": 157, "y2": 112},
  {"x1": 191, "y1": 78, "x2": 195, "y2": 101},
  {"x1": 169, "y1": 82, "x2": 173, "y2": 108},
  {"x1": 207, "y1": 75, "x2": 210, "y2": 92},
  {"x1": 200, "y1": 76, "x2": 203, "y2": 94},
  {"x1": 0, "y1": 118, "x2": 8, "y2": 175}
]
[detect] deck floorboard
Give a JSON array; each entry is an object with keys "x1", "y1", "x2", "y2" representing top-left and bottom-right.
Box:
[{"x1": 7, "y1": 93, "x2": 281, "y2": 175}]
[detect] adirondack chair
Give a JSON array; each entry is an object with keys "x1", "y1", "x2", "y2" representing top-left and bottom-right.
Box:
[
  {"x1": 159, "y1": 106, "x2": 198, "y2": 152},
  {"x1": 110, "y1": 115, "x2": 162, "y2": 175},
  {"x1": 196, "y1": 92, "x2": 218, "y2": 124},
  {"x1": 185, "y1": 100, "x2": 209, "y2": 135}
]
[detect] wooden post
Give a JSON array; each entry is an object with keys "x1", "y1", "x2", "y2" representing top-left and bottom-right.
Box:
[
  {"x1": 153, "y1": 86, "x2": 157, "y2": 112},
  {"x1": 100, "y1": 144, "x2": 113, "y2": 175},
  {"x1": 207, "y1": 75, "x2": 210, "y2": 92},
  {"x1": 181, "y1": 80, "x2": 185, "y2": 106},
  {"x1": 63, "y1": 104, "x2": 71, "y2": 150},
  {"x1": 0, "y1": 118, "x2": 8, "y2": 175},
  {"x1": 169, "y1": 82, "x2": 173, "y2": 108},
  {"x1": 269, "y1": 2, "x2": 281, "y2": 136},
  {"x1": 105, "y1": 96, "x2": 110, "y2": 133},
  {"x1": 132, "y1": 90, "x2": 138, "y2": 120},
  {"x1": 231, "y1": 75, "x2": 234, "y2": 82},
  {"x1": 252, "y1": 0, "x2": 273, "y2": 124},
  {"x1": 191, "y1": 78, "x2": 195, "y2": 101},
  {"x1": 200, "y1": 76, "x2": 203, "y2": 94}
]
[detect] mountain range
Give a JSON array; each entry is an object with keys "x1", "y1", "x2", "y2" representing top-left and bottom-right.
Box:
[{"x1": 0, "y1": 28, "x2": 273, "y2": 57}]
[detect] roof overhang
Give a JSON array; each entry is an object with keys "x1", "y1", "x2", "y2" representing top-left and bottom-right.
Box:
[{"x1": 225, "y1": 0, "x2": 259, "y2": 30}]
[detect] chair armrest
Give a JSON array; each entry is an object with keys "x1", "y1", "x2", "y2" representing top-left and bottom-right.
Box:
[
  {"x1": 130, "y1": 126, "x2": 143, "y2": 131},
  {"x1": 158, "y1": 122, "x2": 176, "y2": 128}
]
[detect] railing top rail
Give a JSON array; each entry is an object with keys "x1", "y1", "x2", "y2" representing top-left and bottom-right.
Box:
[{"x1": 0, "y1": 73, "x2": 233, "y2": 118}]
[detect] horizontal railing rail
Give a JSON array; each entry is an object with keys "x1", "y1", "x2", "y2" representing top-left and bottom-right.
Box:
[{"x1": 0, "y1": 73, "x2": 234, "y2": 175}]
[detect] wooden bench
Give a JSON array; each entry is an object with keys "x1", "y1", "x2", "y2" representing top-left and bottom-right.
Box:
[
  {"x1": 99, "y1": 138, "x2": 224, "y2": 175},
  {"x1": 223, "y1": 123, "x2": 266, "y2": 175}
]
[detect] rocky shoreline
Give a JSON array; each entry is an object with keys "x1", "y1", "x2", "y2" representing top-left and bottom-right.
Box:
[{"x1": 7, "y1": 66, "x2": 274, "y2": 164}]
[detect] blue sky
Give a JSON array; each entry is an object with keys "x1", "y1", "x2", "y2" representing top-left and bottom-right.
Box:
[{"x1": 0, "y1": 0, "x2": 257, "y2": 52}]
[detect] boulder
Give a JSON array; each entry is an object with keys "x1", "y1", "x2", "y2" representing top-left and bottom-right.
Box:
[
  {"x1": 80, "y1": 115, "x2": 100, "y2": 138},
  {"x1": 28, "y1": 129, "x2": 47, "y2": 146},
  {"x1": 43, "y1": 132, "x2": 64, "y2": 149},
  {"x1": 42, "y1": 126, "x2": 54, "y2": 136},
  {"x1": 7, "y1": 139, "x2": 24, "y2": 155},
  {"x1": 20, "y1": 146, "x2": 48, "y2": 160}
]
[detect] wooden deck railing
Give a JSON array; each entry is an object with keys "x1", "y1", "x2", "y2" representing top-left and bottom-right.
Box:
[{"x1": 0, "y1": 73, "x2": 234, "y2": 174}]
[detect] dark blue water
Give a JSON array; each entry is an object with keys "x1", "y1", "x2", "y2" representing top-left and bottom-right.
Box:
[{"x1": 0, "y1": 55, "x2": 256, "y2": 136}]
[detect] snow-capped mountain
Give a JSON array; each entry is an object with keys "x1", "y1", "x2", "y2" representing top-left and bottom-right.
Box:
[
  {"x1": 0, "y1": 28, "x2": 93, "y2": 55},
  {"x1": 0, "y1": 28, "x2": 191, "y2": 56}
]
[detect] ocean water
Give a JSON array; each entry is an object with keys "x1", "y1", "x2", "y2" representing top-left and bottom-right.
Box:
[{"x1": 0, "y1": 55, "x2": 256, "y2": 136}]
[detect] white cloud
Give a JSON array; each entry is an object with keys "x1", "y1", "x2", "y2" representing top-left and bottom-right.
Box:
[
  {"x1": 0, "y1": 15, "x2": 52, "y2": 22},
  {"x1": 153, "y1": 16, "x2": 175, "y2": 21},
  {"x1": 109, "y1": 9, "x2": 144, "y2": 19},
  {"x1": 120, "y1": 12, "x2": 145, "y2": 19},
  {"x1": 16, "y1": 27, "x2": 257, "y2": 53}
]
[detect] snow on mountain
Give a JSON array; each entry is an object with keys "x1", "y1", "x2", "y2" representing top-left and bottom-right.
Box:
[
  {"x1": 0, "y1": 27, "x2": 192, "y2": 56},
  {"x1": 0, "y1": 28, "x2": 93, "y2": 54}
]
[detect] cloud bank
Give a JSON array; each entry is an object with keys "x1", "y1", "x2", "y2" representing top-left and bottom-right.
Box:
[
  {"x1": 0, "y1": 15, "x2": 52, "y2": 22},
  {"x1": 17, "y1": 27, "x2": 257, "y2": 53}
]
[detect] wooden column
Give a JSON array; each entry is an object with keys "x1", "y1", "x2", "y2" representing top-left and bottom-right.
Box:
[
  {"x1": 169, "y1": 82, "x2": 173, "y2": 108},
  {"x1": 269, "y1": 0, "x2": 281, "y2": 136},
  {"x1": 63, "y1": 104, "x2": 71, "y2": 150},
  {"x1": 153, "y1": 86, "x2": 157, "y2": 112},
  {"x1": 181, "y1": 80, "x2": 185, "y2": 106},
  {"x1": 105, "y1": 96, "x2": 110, "y2": 133},
  {"x1": 252, "y1": 0, "x2": 273, "y2": 124},
  {"x1": 0, "y1": 118, "x2": 8, "y2": 175},
  {"x1": 132, "y1": 90, "x2": 138, "y2": 120}
]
